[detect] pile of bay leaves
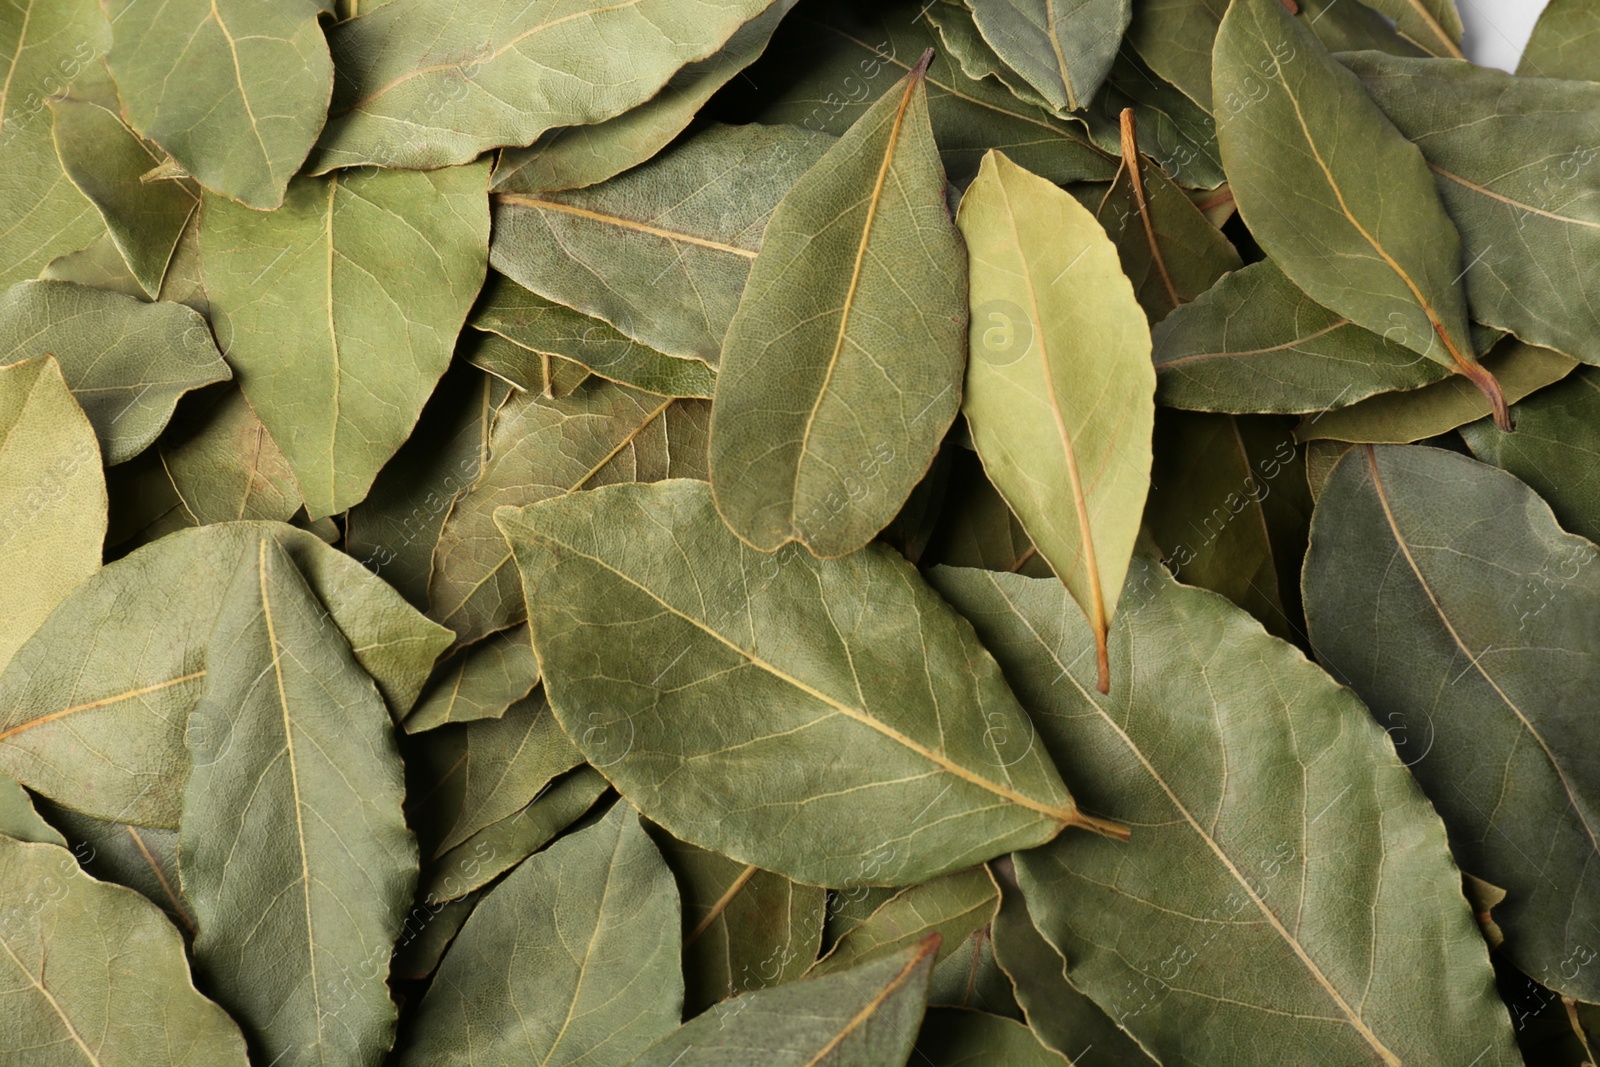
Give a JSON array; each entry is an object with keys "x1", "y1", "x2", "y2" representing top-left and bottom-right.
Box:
[{"x1": 1, "y1": 0, "x2": 1598, "y2": 1063}]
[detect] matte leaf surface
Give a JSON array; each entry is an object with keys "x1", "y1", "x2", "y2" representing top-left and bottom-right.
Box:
[
  {"x1": 200, "y1": 162, "x2": 490, "y2": 518},
  {"x1": 711, "y1": 54, "x2": 967, "y2": 558},
  {"x1": 496, "y1": 479, "x2": 1108, "y2": 887},
  {"x1": 912, "y1": 1007, "x2": 1070, "y2": 1065},
  {"x1": 1357, "y1": 0, "x2": 1462, "y2": 57},
  {"x1": 957, "y1": 150, "x2": 1154, "y2": 691},
  {"x1": 967, "y1": 0, "x2": 1131, "y2": 114},
  {"x1": 1520, "y1": 0, "x2": 1600, "y2": 79},
  {"x1": 811, "y1": 866, "x2": 998, "y2": 978},
  {"x1": 399, "y1": 804, "x2": 682, "y2": 1067},
  {"x1": 0, "y1": 837, "x2": 249, "y2": 1066},
  {"x1": 405, "y1": 624, "x2": 540, "y2": 733},
  {"x1": 181, "y1": 538, "x2": 416, "y2": 1067},
  {"x1": 932, "y1": 561, "x2": 1519, "y2": 1066},
  {"x1": 1304, "y1": 445, "x2": 1600, "y2": 1002}
]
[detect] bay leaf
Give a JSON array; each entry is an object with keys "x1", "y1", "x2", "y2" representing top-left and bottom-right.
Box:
[
  {"x1": 1303, "y1": 439, "x2": 1354, "y2": 502},
  {"x1": 651, "y1": 830, "x2": 825, "y2": 1014},
  {"x1": 49, "y1": 66, "x2": 198, "y2": 297},
  {"x1": 966, "y1": 0, "x2": 1131, "y2": 115},
  {"x1": 0, "y1": 836, "x2": 249, "y2": 1066},
  {"x1": 924, "y1": 450, "x2": 1053, "y2": 579},
  {"x1": 0, "y1": 521, "x2": 450, "y2": 827},
  {"x1": 912, "y1": 1006, "x2": 1071, "y2": 1065},
  {"x1": 931, "y1": 560, "x2": 1520, "y2": 1066},
  {"x1": 824, "y1": 887, "x2": 903, "y2": 951},
  {"x1": 492, "y1": 0, "x2": 800, "y2": 193},
  {"x1": 103, "y1": 0, "x2": 332, "y2": 209},
  {"x1": 1461, "y1": 366, "x2": 1600, "y2": 543},
  {"x1": 926, "y1": 922, "x2": 1019, "y2": 1016},
  {"x1": 0, "y1": 358, "x2": 105, "y2": 673},
  {"x1": 1213, "y1": 0, "x2": 1510, "y2": 427},
  {"x1": 405, "y1": 623, "x2": 540, "y2": 733},
  {"x1": 490, "y1": 123, "x2": 830, "y2": 366},
  {"x1": 751, "y1": 0, "x2": 1117, "y2": 186},
  {"x1": 470, "y1": 274, "x2": 716, "y2": 399},
  {"x1": 495, "y1": 479, "x2": 1115, "y2": 887},
  {"x1": 1519, "y1": 0, "x2": 1600, "y2": 80},
  {"x1": 711, "y1": 53, "x2": 967, "y2": 558},
  {"x1": 345, "y1": 363, "x2": 512, "y2": 610},
  {"x1": 0, "y1": 0, "x2": 106, "y2": 289},
  {"x1": 1297, "y1": 336, "x2": 1577, "y2": 444},
  {"x1": 42, "y1": 232, "x2": 151, "y2": 301},
  {"x1": 1344, "y1": 51, "x2": 1600, "y2": 368},
  {"x1": 390, "y1": 892, "x2": 476, "y2": 982},
  {"x1": 810, "y1": 866, "x2": 998, "y2": 978},
  {"x1": 628, "y1": 937, "x2": 938, "y2": 1067},
  {"x1": 182, "y1": 537, "x2": 416, "y2": 1067},
  {"x1": 1152, "y1": 258, "x2": 1452, "y2": 414},
  {"x1": 0, "y1": 280, "x2": 229, "y2": 464},
  {"x1": 926, "y1": 0, "x2": 1060, "y2": 114},
  {"x1": 200, "y1": 161, "x2": 490, "y2": 518},
  {"x1": 460, "y1": 328, "x2": 590, "y2": 398},
  {"x1": 32, "y1": 797, "x2": 192, "y2": 937},
  {"x1": 1303, "y1": 444, "x2": 1600, "y2": 1002},
  {"x1": 1357, "y1": 0, "x2": 1463, "y2": 57},
  {"x1": 399, "y1": 803, "x2": 682, "y2": 1067},
  {"x1": 957, "y1": 149, "x2": 1154, "y2": 692},
  {"x1": 429, "y1": 381, "x2": 710, "y2": 647},
  {"x1": 1082, "y1": 51, "x2": 1226, "y2": 191},
  {"x1": 310, "y1": 0, "x2": 775, "y2": 172},
  {"x1": 0, "y1": 776, "x2": 65, "y2": 847}
]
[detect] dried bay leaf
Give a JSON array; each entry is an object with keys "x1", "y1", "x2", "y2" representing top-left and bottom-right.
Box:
[
  {"x1": 1214, "y1": 0, "x2": 1510, "y2": 427},
  {"x1": 629, "y1": 938, "x2": 939, "y2": 1067},
  {"x1": 491, "y1": 123, "x2": 830, "y2": 366},
  {"x1": 42, "y1": 232, "x2": 151, "y2": 301},
  {"x1": 932, "y1": 560, "x2": 1520, "y2": 1066},
  {"x1": 965, "y1": 0, "x2": 1130, "y2": 115},
  {"x1": 405, "y1": 623, "x2": 540, "y2": 733},
  {"x1": 495, "y1": 479, "x2": 1116, "y2": 887},
  {"x1": 0, "y1": 280, "x2": 229, "y2": 464},
  {"x1": 310, "y1": 0, "x2": 777, "y2": 172},
  {"x1": 710, "y1": 53, "x2": 967, "y2": 558},
  {"x1": 104, "y1": 0, "x2": 333, "y2": 209},
  {"x1": 810, "y1": 866, "x2": 998, "y2": 978},
  {"x1": 0, "y1": 521, "x2": 450, "y2": 827},
  {"x1": 200, "y1": 162, "x2": 490, "y2": 518},
  {"x1": 1520, "y1": 0, "x2": 1600, "y2": 80},
  {"x1": 430, "y1": 380, "x2": 710, "y2": 647},
  {"x1": 32, "y1": 797, "x2": 193, "y2": 936},
  {"x1": 470, "y1": 273, "x2": 716, "y2": 399},
  {"x1": 492, "y1": 0, "x2": 800, "y2": 193},
  {"x1": 399, "y1": 803, "x2": 682, "y2": 1067},
  {"x1": 0, "y1": 776, "x2": 65, "y2": 847},
  {"x1": 1461, "y1": 366, "x2": 1600, "y2": 543},
  {"x1": 0, "y1": 836, "x2": 250, "y2": 1066},
  {"x1": 1304, "y1": 445, "x2": 1600, "y2": 1003},
  {"x1": 957, "y1": 150, "x2": 1154, "y2": 692},
  {"x1": 912, "y1": 1007, "x2": 1071, "y2": 1065},
  {"x1": 1357, "y1": 0, "x2": 1462, "y2": 57},
  {"x1": 0, "y1": 358, "x2": 105, "y2": 673}
]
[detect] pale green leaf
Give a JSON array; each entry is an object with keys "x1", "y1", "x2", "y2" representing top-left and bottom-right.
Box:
[
  {"x1": 148, "y1": 384, "x2": 302, "y2": 530},
  {"x1": 42, "y1": 233, "x2": 150, "y2": 301},
  {"x1": 460, "y1": 328, "x2": 589, "y2": 398},
  {"x1": 810, "y1": 867, "x2": 998, "y2": 978},
  {"x1": 0, "y1": 776, "x2": 65, "y2": 847}
]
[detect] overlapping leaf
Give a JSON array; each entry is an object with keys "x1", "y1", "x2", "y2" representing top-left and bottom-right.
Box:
[
  {"x1": 811, "y1": 866, "x2": 998, "y2": 978},
  {"x1": 405, "y1": 624, "x2": 540, "y2": 733},
  {"x1": 967, "y1": 0, "x2": 1130, "y2": 114}
]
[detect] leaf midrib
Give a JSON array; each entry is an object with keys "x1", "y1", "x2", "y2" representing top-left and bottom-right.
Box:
[
  {"x1": 0, "y1": 929, "x2": 103, "y2": 1065},
  {"x1": 804, "y1": 938, "x2": 937, "y2": 1065},
  {"x1": 495, "y1": 195, "x2": 759, "y2": 258}
]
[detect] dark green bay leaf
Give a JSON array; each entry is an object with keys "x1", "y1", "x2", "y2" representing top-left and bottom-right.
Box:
[
  {"x1": 496, "y1": 479, "x2": 1115, "y2": 887},
  {"x1": 1344, "y1": 52, "x2": 1600, "y2": 367},
  {"x1": 1520, "y1": 0, "x2": 1600, "y2": 79},
  {"x1": 926, "y1": 920, "x2": 1019, "y2": 1017},
  {"x1": 926, "y1": 0, "x2": 1059, "y2": 114},
  {"x1": 924, "y1": 451, "x2": 1053, "y2": 579},
  {"x1": 390, "y1": 892, "x2": 476, "y2": 982},
  {"x1": 1304, "y1": 445, "x2": 1600, "y2": 1002},
  {"x1": 629, "y1": 937, "x2": 938, "y2": 1067},
  {"x1": 932, "y1": 560, "x2": 1519, "y2": 1065},
  {"x1": 345, "y1": 363, "x2": 512, "y2": 610},
  {"x1": 1152, "y1": 258, "x2": 1452, "y2": 414},
  {"x1": 492, "y1": 0, "x2": 799, "y2": 193},
  {"x1": 1081, "y1": 51, "x2": 1225, "y2": 191},
  {"x1": 429, "y1": 380, "x2": 709, "y2": 647},
  {"x1": 103, "y1": 0, "x2": 333, "y2": 209},
  {"x1": 0, "y1": 776, "x2": 65, "y2": 846},
  {"x1": 752, "y1": 0, "x2": 1117, "y2": 186},
  {"x1": 405, "y1": 624, "x2": 539, "y2": 733},
  {"x1": 0, "y1": 280, "x2": 229, "y2": 464},
  {"x1": 912, "y1": 1007, "x2": 1070, "y2": 1065},
  {"x1": 651, "y1": 830, "x2": 825, "y2": 1014},
  {"x1": 990, "y1": 857, "x2": 1158, "y2": 1066},
  {"x1": 1357, "y1": 0, "x2": 1463, "y2": 57},
  {"x1": 811, "y1": 866, "x2": 998, "y2": 978},
  {"x1": 0, "y1": 358, "x2": 105, "y2": 672},
  {"x1": 0, "y1": 836, "x2": 249, "y2": 1066},
  {"x1": 491, "y1": 123, "x2": 830, "y2": 366},
  {"x1": 0, "y1": 521, "x2": 449, "y2": 827},
  {"x1": 33, "y1": 797, "x2": 193, "y2": 936},
  {"x1": 1214, "y1": 0, "x2": 1510, "y2": 427},
  {"x1": 1303, "y1": 439, "x2": 1354, "y2": 502},
  {"x1": 958, "y1": 150, "x2": 1154, "y2": 692},
  {"x1": 470, "y1": 273, "x2": 716, "y2": 399},
  {"x1": 1461, "y1": 366, "x2": 1600, "y2": 543},
  {"x1": 1144, "y1": 410, "x2": 1310, "y2": 641},
  {"x1": 50, "y1": 66, "x2": 198, "y2": 298},
  {"x1": 1298, "y1": 337, "x2": 1577, "y2": 444},
  {"x1": 824, "y1": 887, "x2": 903, "y2": 951},
  {"x1": 966, "y1": 0, "x2": 1131, "y2": 115},
  {"x1": 182, "y1": 538, "x2": 416, "y2": 1067},
  {"x1": 200, "y1": 162, "x2": 490, "y2": 518},
  {"x1": 311, "y1": 0, "x2": 775, "y2": 171},
  {"x1": 400, "y1": 803, "x2": 682, "y2": 1067},
  {"x1": 0, "y1": 0, "x2": 107, "y2": 288},
  {"x1": 711, "y1": 55, "x2": 966, "y2": 558}
]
